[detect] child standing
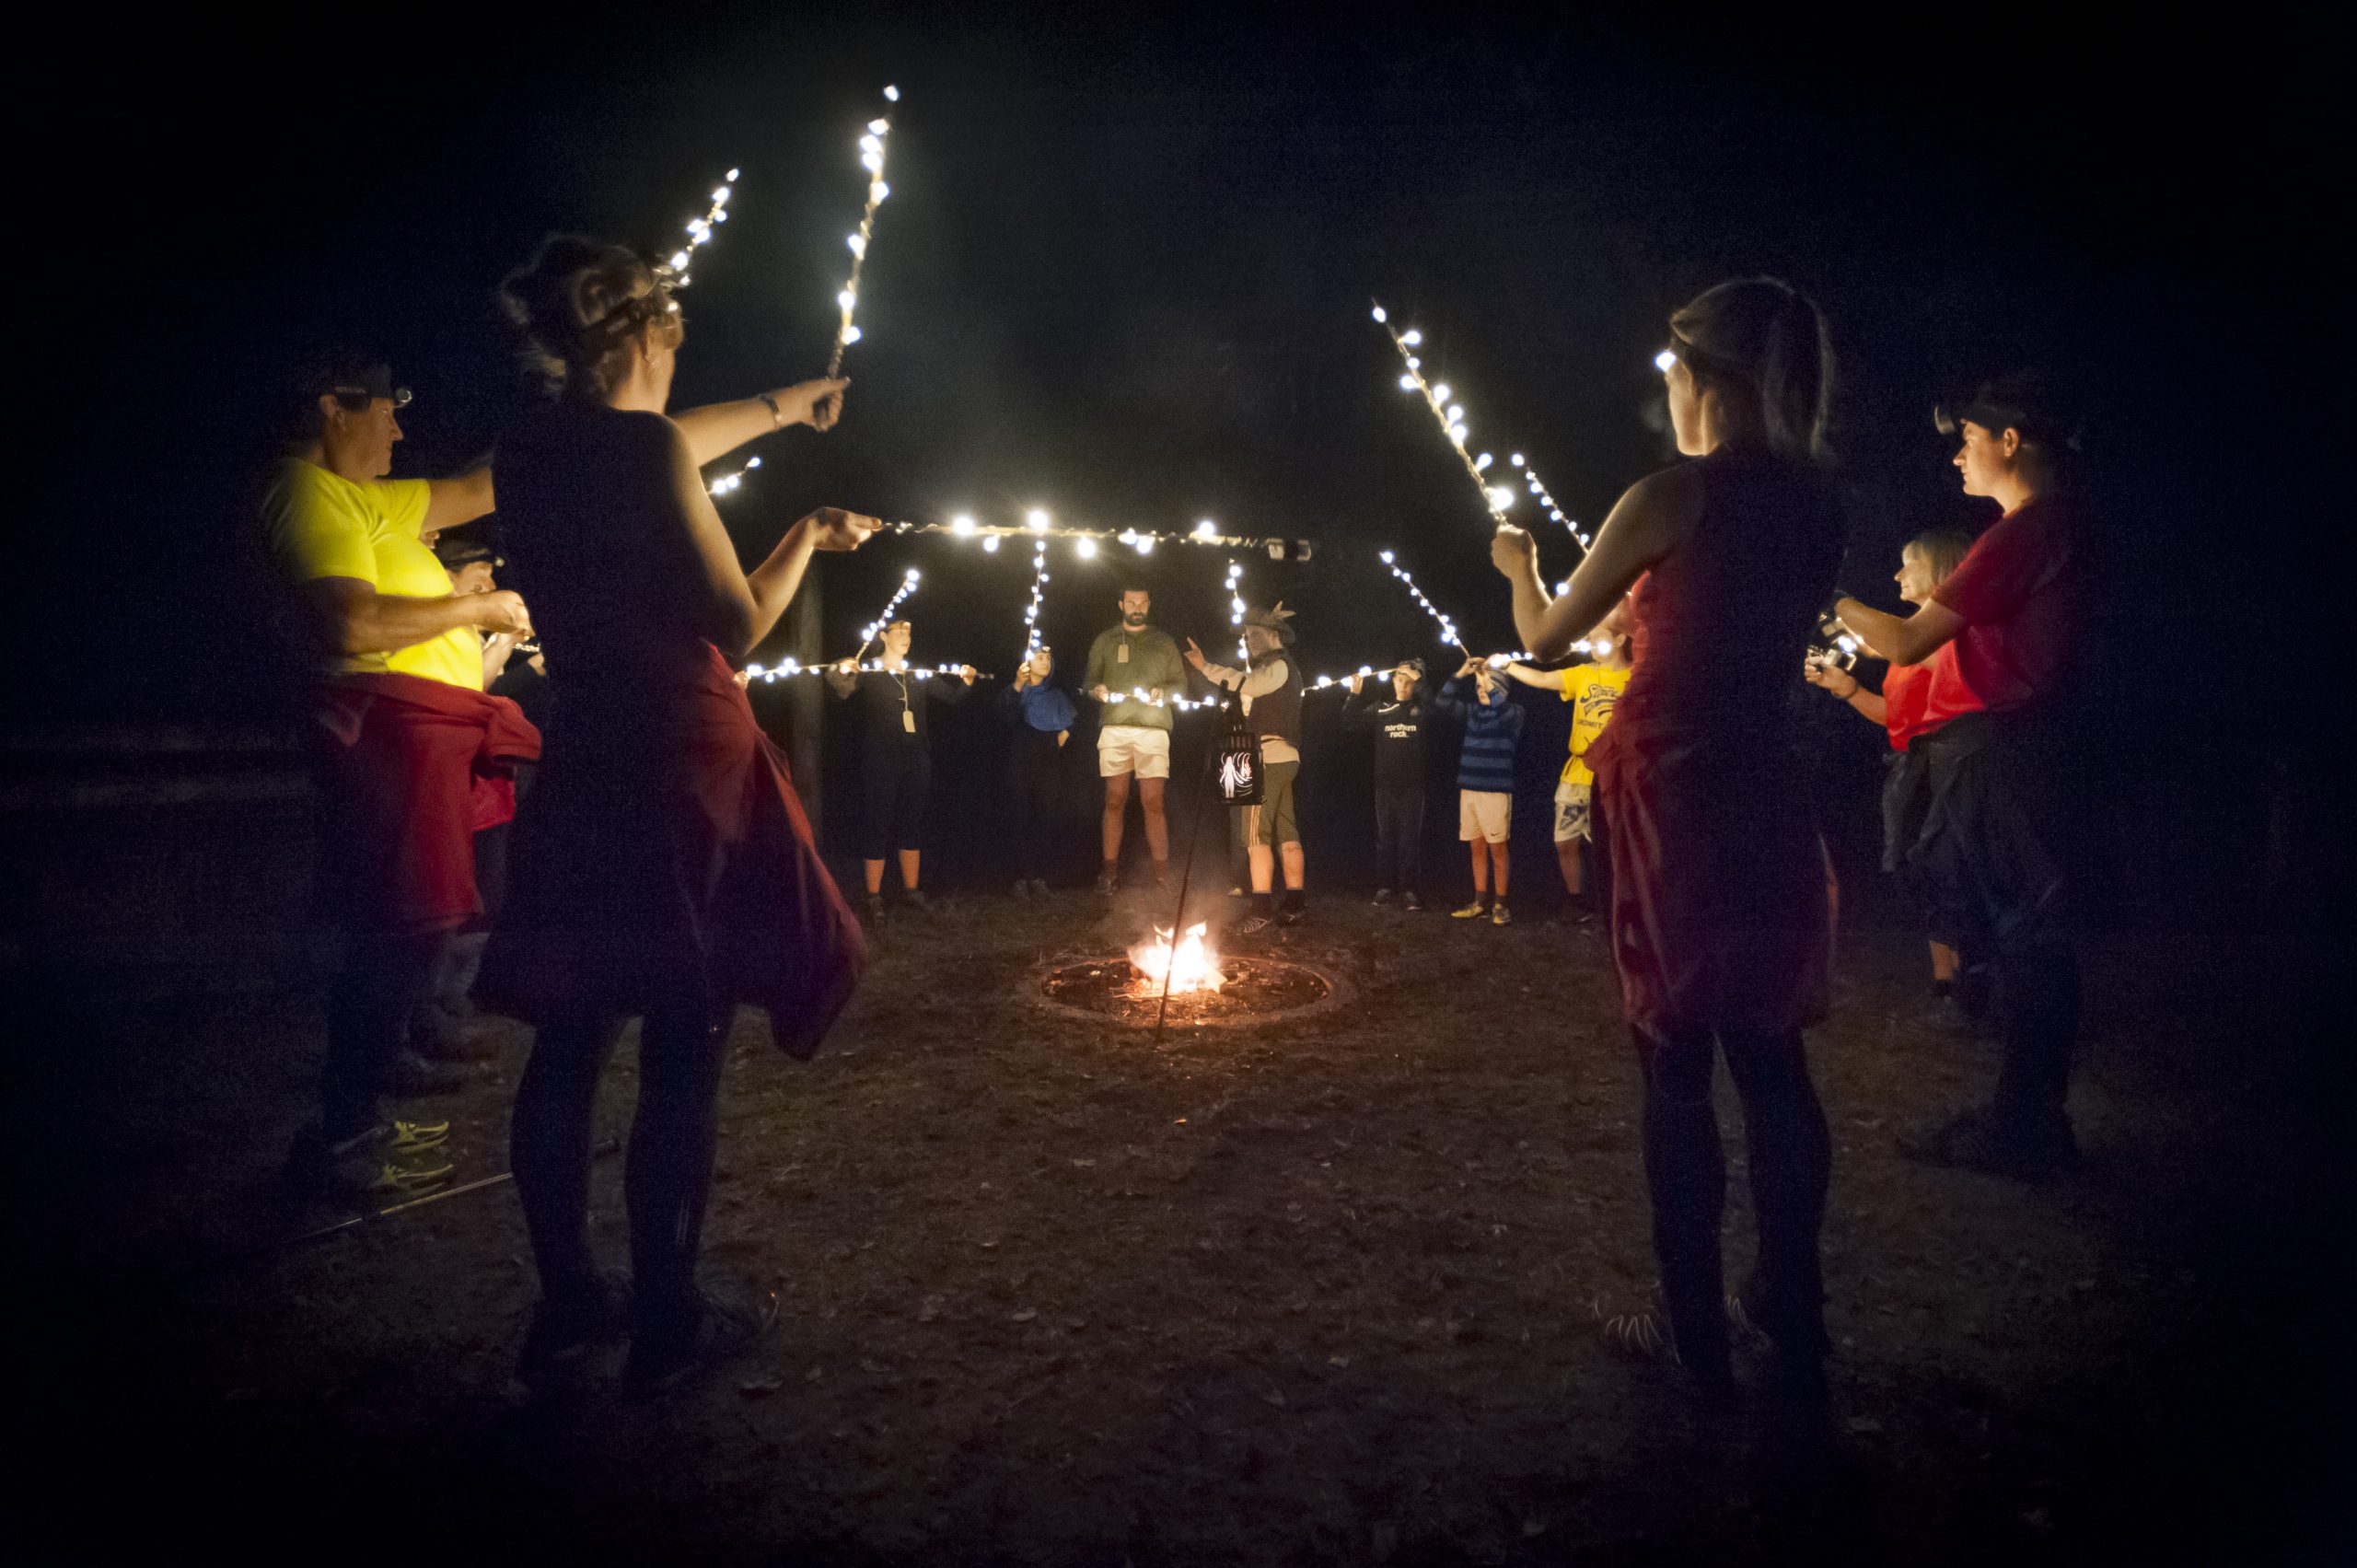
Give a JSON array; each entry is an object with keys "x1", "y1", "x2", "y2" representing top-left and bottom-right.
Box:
[
  {"x1": 1505, "y1": 600, "x2": 1631, "y2": 923},
  {"x1": 1431, "y1": 658, "x2": 1526, "y2": 925},
  {"x1": 1342, "y1": 658, "x2": 1431, "y2": 910}
]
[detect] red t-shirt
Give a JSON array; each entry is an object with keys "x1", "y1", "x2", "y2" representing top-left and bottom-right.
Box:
[
  {"x1": 1880, "y1": 639, "x2": 1981, "y2": 750},
  {"x1": 1932, "y1": 493, "x2": 2081, "y2": 713}
]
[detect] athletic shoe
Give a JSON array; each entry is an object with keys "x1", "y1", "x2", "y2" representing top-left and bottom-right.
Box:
[
  {"x1": 1011, "y1": 878, "x2": 1032, "y2": 900},
  {"x1": 1028, "y1": 878, "x2": 1051, "y2": 898},
  {"x1": 1491, "y1": 901, "x2": 1512, "y2": 926},
  {"x1": 1400, "y1": 891, "x2": 1422, "y2": 912},
  {"x1": 625, "y1": 1283, "x2": 779, "y2": 1397},
  {"x1": 1279, "y1": 904, "x2": 1306, "y2": 927},
  {"x1": 1451, "y1": 900, "x2": 1488, "y2": 920},
  {"x1": 284, "y1": 1124, "x2": 454, "y2": 1205},
  {"x1": 1237, "y1": 913, "x2": 1273, "y2": 936},
  {"x1": 1372, "y1": 888, "x2": 1395, "y2": 906},
  {"x1": 389, "y1": 1119, "x2": 450, "y2": 1152},
  {"x1": 901, "y1": 889, "x2": 932, "y2": 913},
  {"x1": 385, "y1": 1049, "x2": 473, "y2": 1098},
  {"x1": 1590, "y1": 1291, "x2": 1735, "y2": 1408},
  {"x1": 1897, "y1": 1107, "x2": 2083, "y2": 1182},
  {"x1": 1095, "y1": 869, "x2": 1119, "y2": 896},
  {"x1": 863, "y1": 892, "x2": 887, "y2": 921},
  {"x1": 1226, "y1": 886, "x2": 1245, "y2": 898},
  {"x1": 517, "y1": 1269, "x2": 633, "y2": 1400}
]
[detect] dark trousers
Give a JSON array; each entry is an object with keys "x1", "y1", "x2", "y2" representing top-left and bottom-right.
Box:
[
  {"x1": 1373, "y1": 780, "x2": 1424, "y2": 887},
  {"x1": 322, "y1": 928, "x2": 446, "y2": 1141},
  {"x1": 860, "y1": 744, "x2": 932, "y2": 861},
  {"x1": 511, "y1": 1007, "x2": 726, "y2": 1322},
  {"x1": 1922, "y1": 718, "x2": 2081, "y2": 1134},
  {"x1": 1634, "y1": 1025, "x2": 1831, "y2": 1372},
  {"x1": 1007, "y1": 731, "x2": 1062, "y2": 880}
]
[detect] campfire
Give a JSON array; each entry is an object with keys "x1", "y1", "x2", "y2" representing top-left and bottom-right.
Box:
[{"x1": 1127, "y1": 922, "x2": 1223, "y2": 995}]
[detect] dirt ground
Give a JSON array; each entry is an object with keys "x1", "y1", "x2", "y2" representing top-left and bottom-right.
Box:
[{"x1": 13, "y1": 844, "x2": 2346, "y2": 1565}]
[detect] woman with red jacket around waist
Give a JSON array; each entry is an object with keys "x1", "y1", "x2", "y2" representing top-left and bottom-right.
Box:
[
  {"x1": 482, "y1": 235, "x2": 880, "y2": 1397},
  {"x1": 1808, "y1": 528, "x2": 1990, "y2": 1026},
  {"x1": 1490, "y1": 277, "x2": 1844, "y2": 1402}
]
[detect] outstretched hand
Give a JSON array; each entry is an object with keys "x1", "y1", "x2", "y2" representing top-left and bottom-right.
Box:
[
  {"x1": 775, "y1": 378, "x2": 851, "y2": 432},
  {"x1": 1346, "y1": 674, "x2": 1364, "y2": 695},
  {"x1": 958, "y1": 665, "x2": 978, "y2": 686},
  {"x1": 1490, "y1": 524, "x2": 1539, "y2": 581},
  {"x1": 1456, "y1": 655, "x2": 1480, "y2": 679},
  {"x1": 800, "y1": 508, "x2": 880, "y2": 552},
  {"x1": 1183, "y1": 636, "x2": 1209, "y2": 671},
  {"x1": 471, "y1": 590, "x2": 533, "y2": 637}
]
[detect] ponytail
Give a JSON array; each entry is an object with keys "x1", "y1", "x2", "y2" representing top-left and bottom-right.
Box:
[{"x1": 1667, "y1": 277, "x2": 1834, "y2": 461}]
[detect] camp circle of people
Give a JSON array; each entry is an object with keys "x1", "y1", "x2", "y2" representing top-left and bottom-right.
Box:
[{"x1": 258, "y1": 250, "x2": 2088, "y2": 1402}]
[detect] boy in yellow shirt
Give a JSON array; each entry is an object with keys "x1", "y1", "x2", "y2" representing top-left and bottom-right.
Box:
[{"x1": 1504, "y1": 600, "x2": 1631, "y2": 922}]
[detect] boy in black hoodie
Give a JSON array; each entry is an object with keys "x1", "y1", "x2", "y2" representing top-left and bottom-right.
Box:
[{"x1": 1341, "y1": 659, "x2": 1431, "y2": 909}]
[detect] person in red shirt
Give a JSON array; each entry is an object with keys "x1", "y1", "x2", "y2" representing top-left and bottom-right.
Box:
[
  {"x1": 1807, "y1": 529, "x2": 1989, "y2": 1023},
  {"x1": 1833, "y1": 371, "x2": 2086, "y2": 1180}
]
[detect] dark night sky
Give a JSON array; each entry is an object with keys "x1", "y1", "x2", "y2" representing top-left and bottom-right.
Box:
[{"x1": 18, "y1": 4, "x2": 2332, "y2": 739}]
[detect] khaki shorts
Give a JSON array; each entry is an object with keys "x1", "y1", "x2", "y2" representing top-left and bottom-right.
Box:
[
  {"x1": 1458, "y1": 789, "x2": 1512, "y2": 843},
  {"x1": 1097, "y1": 724, "x2": 1171, "y2": 780},
  {"x1": 1246, "y1": 759, "x2": 1300, "y2": 846},
  {"x1": 1552, "y1": 778, "x2": 1594, "y2": 843}
]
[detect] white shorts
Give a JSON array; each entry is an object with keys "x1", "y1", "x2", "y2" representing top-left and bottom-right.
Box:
[
  {"x1": 1458, "y1": 789, "x2": 1512, "y2": 843},
  {"x1": 1097, "y1": 724, "x2": 1171, "y2": 780},
  {"x1": 1553, "y1": 778, "x2": 1594, "y2": 843}
]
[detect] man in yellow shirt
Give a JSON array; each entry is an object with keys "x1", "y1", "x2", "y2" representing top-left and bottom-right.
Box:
[
  {"x1": 259, "y1": 354, "x2": 535, "y2": 1202},
  {"x1": 1504, "y1": 599, "x2": 1631, "y2": 922}
]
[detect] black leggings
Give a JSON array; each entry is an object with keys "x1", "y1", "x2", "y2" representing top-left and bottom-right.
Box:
[
  {"x1": 511, "y1": 1007, "x2": 726, "y2": 1321},
  {"x1": 1633, "y1": 1025, "x2": 1830, "y2": 1372}
]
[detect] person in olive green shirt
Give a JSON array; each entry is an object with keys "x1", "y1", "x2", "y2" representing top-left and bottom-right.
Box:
[{"x1": 1084, "y1": 585, "x2": 1185, "y2": 893}]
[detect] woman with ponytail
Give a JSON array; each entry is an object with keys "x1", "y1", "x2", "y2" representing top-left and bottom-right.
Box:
[
  {"x1": 1490, "y1": 277, "x2": 1844, "y2": 1401},
  {"x1": 481, "y1": 236, "x2": 878, "y2": 1395}
]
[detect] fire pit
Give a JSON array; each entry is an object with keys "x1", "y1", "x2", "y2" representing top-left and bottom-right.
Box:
[{"x1": 1036, "y1": 922, "x2": 1347, "y2": 1029}]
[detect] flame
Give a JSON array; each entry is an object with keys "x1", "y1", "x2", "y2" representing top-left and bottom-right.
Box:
[{"x1": 1129, "y1": 922, "x2": 1223, "y2": 994}]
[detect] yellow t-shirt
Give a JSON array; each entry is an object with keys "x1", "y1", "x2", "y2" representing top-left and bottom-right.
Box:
[
  {"x1": 259, "y1": 458, "x2": 482, "y2": 691},
  {"x1": 1557, "y1": 662, "x2": 1631, "y2": 785}
]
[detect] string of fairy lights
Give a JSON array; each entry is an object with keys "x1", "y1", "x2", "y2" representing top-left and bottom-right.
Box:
[
  {"x1": 657, "y1": 170, "x2": 739, "y2": 287},
  {"x1": 830, "y1": 86, "x2": 899, "y2": 378},
  {"x1": 1370, "y1": 302, "x2": 1520, "y2": 528}
]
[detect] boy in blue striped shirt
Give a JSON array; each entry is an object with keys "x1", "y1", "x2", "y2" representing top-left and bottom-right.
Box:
[{"x1": 1430, "y1": 657, "x2": 1527, "y2": 925}]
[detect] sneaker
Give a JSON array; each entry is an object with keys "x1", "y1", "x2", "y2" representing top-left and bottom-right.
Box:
[
  {"x1": 385, "y1": 1049, "x2": 473, "y2": 1098},
  {"x1": 1590, "y1": 1291, "x2": 1735, "y2": 1406},
  {"x1": 389, "y1": 1118, "x2": 450, "y2": 1152},
  {"x1": 1095, "y1": 868, "x2": 1119, "y2": 897},
  {"x1": 901, "y1": 888, "x2": 932, "y2": 913},
  {"x1": 1237, "y1": 913, "x2": 1273, "y2": 937},
  {"x1": 1028, "y1": 878, "x2": 1051, "y2": 898},
  {"x1": 1280, "y1": 904, "x2": 1306, "y2": 927},
  {"x1": 862, "y1": 892, "x2": 886, "y2": 922},
  {"x1": 284, "y1": 1124, "x2": 454, "y2": 1205},
  {"x1": 1491, "y1": 901, "x2": 1512, "y2": 926},
  {"x1": 517, "y1": 1269, "x2": 633, "y2": 1400},
  {"x1": 1400, "y1": 890, "x2": 1422, "y2": 912},
  {"x1": 1372, "y1": 888, "x2": 1395, "y2": 906},
  {"x1": 625, "y1": 1283, "x2": 779, "y2": 1397},
  {"x1": 1897, "y1": 1106, "x2": 2082, "y2": 1182},
  {"x1": 1226, "y1": 886, "x2": 1246, "y2": 898},
  {"x1": 1452, "y1": 900, "x2": 1489, "y2": 920}
]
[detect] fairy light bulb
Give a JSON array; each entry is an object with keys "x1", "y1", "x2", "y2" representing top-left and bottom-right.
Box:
[
  {"x1": 1194, "y1": 519, "x2": 1217, "y2": 539},
  {"x1": 1655, "y1": 349, "x2": 1678, "y2": 372},
  {"x1": 1401, "y1": 330, "x2": 1422, "y2": 346},
  {"x1": 982, "y1": 535, "x2": 1000, "y2": 553},
  {"x1": 1027, "y1": 508, "x2": 1050, "y2": 533},
  {"x1": 1075, "y1": 538, "x2": 1097, "y2": 559},
  {"x1": 950, "y1": 515, "x2": 976, "y2": 536}
]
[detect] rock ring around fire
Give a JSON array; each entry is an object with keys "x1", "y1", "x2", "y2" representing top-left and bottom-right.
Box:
[{"x1": 1035, "y1": 955, "x2": 1352, "y2": 1030}]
